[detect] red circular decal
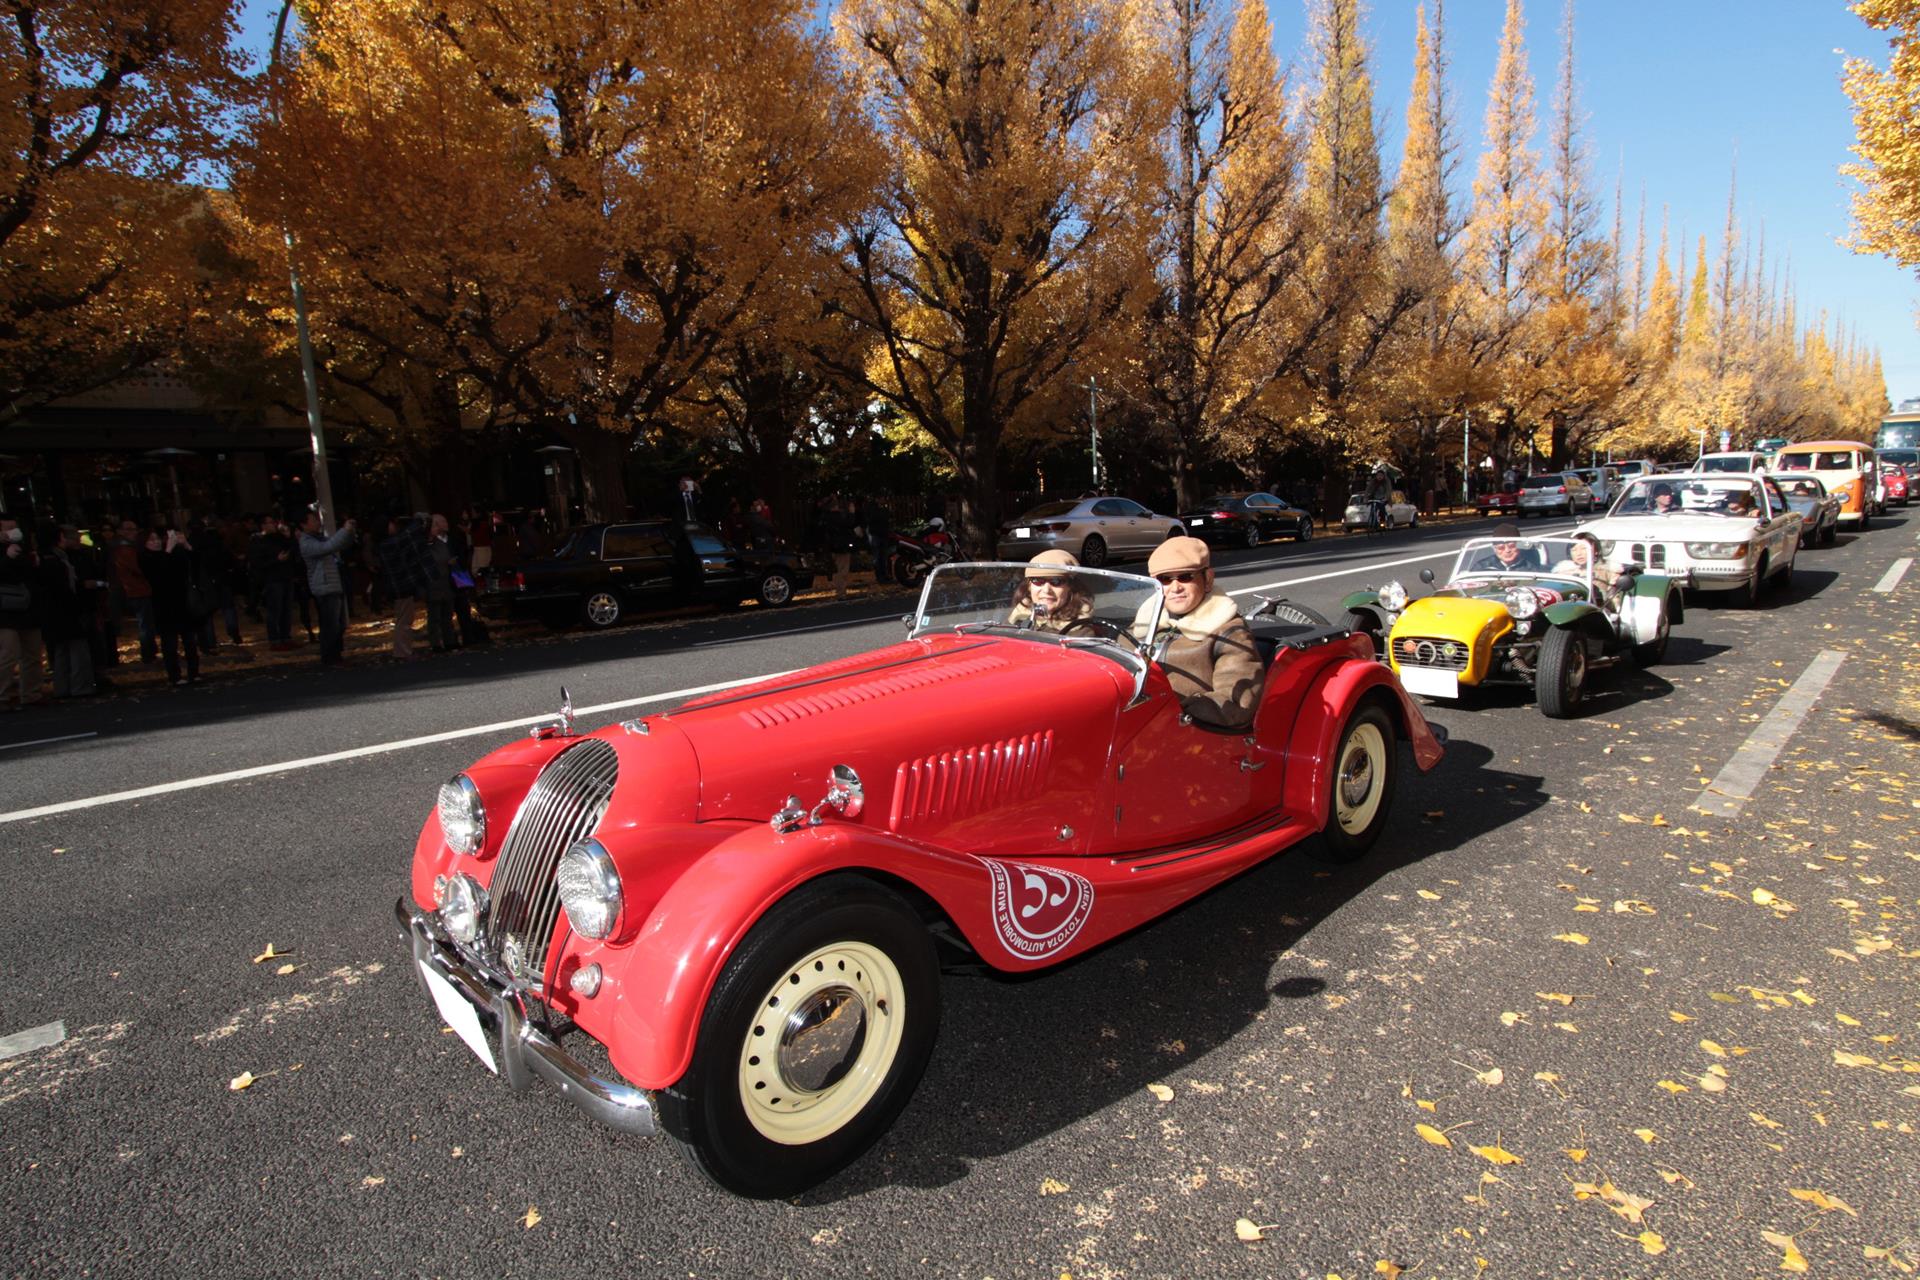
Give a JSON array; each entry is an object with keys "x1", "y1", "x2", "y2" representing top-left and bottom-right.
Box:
[{"x1": 982, "y1": 859, "x2": 1095, "y2": 960}]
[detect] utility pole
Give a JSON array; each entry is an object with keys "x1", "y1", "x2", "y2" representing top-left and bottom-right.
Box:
[
  {"x1": 1461, "y1": 412, "x2": 1471, "y2": 505},
  {"x1": 271, "y1": 2, "x2": 336, "y2": 534},
  {"x1": 1085, "y1": 376, "x2": 1101, "y2": 490}
]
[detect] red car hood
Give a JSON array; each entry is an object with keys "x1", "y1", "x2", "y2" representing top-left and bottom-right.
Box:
[{"x1": 662, "y1": 635, "x2": 1130, "y2": 848}]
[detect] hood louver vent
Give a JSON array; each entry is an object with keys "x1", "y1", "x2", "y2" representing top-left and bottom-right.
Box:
[
  {"x1": 740, "y1": 655, "x2": 1009, "y2": 729},
  {"x1": 889, "y1": 731, "x2": 1054, "y2": 828}
]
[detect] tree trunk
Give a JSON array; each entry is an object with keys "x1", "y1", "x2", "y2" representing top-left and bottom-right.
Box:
[
  {"x1": 954, "y1": 432, "x2": 999, "y2": 557},
  {"x1": 563, "y1": 426, "x2": 631, "y2": 524}
]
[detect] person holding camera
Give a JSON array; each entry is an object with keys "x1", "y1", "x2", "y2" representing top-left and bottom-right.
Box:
[{"x1": 297, "y1": 510, "x2": 358, "y2": 666}]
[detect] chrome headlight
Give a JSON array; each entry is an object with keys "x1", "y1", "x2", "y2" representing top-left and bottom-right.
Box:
[
  {"x1": 1504, "y1": 586, "x2": 1541, "y2": 619},
  {"x1": 1378, "y1": 580, "x2": 1409, "y2": 612},
  {"x1": 434, "y1": 872, "x2": 489, "y2": 945},
  {"x1": 1685, "y1": 542, "x2": 1748, "y2": 559},
  {"x1": 557, "y1": 838, "x2": 622, "y2": 940},
  {"x1": 437, "y1": 774, "x2": 486, "y2": 856}
]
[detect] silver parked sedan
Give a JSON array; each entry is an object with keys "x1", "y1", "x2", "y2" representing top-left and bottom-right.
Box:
[{"x1": 995, "y1": 496, "x2": 1187, "y2": 567}]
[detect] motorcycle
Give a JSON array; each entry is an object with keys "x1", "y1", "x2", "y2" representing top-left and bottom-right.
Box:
[{"x1": 891, "y1": 521, "x2": 962, "y2": 589}]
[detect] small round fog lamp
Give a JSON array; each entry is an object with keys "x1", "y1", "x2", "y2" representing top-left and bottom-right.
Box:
[{"x1": 435, "y1": 872, "x2": 489, "y2": 945}]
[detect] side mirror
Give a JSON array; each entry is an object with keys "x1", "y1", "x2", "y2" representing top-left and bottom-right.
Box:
[
  {"x1": 901, "y1": 614, "x2": 916, "y2": 634},
  {"x1": 1418, "y1": 568, "x2": 1435, "y2": 585}
]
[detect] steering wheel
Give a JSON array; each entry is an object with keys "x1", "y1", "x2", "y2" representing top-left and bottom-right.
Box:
[{"x1": 1060, "y1": 616, "x2": 1146, "y2": 654}]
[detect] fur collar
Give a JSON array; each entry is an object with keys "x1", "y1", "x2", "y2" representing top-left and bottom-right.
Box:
[{"x1": 1135, "y1": 591, "x2": 1241, "y2": 643}]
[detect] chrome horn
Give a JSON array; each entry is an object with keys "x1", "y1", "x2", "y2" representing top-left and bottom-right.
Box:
[{"x1": 772, "y1": 765, "x2": 866, "y2": 834}]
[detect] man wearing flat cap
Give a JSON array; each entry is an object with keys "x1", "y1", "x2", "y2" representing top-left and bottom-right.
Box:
[{"x1": 1133, "y1": 536, "x2": 1264, "y2": 729}]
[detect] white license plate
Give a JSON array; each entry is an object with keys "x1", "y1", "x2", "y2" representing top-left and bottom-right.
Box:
[
  {"x1": 1398, "y1": 666, "x2": 1459, "y2": 699},
  {"x1": 1189, "y1": 518, "x2": 1205, "y2": 525},
  {"x1": 419, "y1": 961, "x2": 498, "y2": 1074},
  {"x1": 1013, "y1": 527, "x2": 1032, "y2": 538}
]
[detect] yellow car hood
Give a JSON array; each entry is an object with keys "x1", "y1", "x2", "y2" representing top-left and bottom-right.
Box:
[{"x1": 1387, "y1": 595, "x2": 1513, "y2": 682}]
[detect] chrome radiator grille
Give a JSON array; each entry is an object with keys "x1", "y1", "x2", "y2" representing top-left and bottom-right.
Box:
[
  {"x1": 489, "y1": 738, "x2": 618, "y2": 984},
  {"x1": 1394, "y1": 635, "x2": 1471, "y2": 672}
]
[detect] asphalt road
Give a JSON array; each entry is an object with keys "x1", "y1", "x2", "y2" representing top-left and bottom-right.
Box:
[{"x1": 3, "y1": 510, "x2": 1917, "y2": 1279}]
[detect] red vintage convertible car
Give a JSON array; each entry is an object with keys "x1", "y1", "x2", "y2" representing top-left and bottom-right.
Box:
[{"x1": 398, "y1": 563, "x2": 1444, "y2": 1197}]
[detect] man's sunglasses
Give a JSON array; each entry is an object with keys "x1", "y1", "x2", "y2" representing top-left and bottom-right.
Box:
[{"x1": 1155, "y1": 570, "x2": 1202, "y2": 585}]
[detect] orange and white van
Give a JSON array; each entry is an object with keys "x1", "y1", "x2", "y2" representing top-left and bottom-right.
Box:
[{"x1": 1771, "y1": 441, "x2": 1880, "y2": 527}]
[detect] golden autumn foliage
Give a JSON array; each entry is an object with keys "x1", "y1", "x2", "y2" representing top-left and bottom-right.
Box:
[{"x1": 0, "y1": 0, "x2": 246, "y2": 422}]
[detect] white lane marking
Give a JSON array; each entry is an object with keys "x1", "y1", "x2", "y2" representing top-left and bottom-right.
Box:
[
  {"x1": 0, "y1": 671, "x2": 796, "y2": 826},
  {"x1": 1692, "y1": 649, "x2": 1848, "y2": 818},
  {"x1": 0, "y1": 1020, "x2": 65, "y2": 1062},
  {"x1": 1872, "y1": 558, "x2": 1911, "y2": 594},
  {"x1": 0, "y1": 731, "x2": 98, "y2": 753}
]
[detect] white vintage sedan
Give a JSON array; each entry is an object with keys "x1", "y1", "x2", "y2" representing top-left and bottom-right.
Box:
[{"x1": 1578, "y1": 473, "x2": 1802, "y2": 607}]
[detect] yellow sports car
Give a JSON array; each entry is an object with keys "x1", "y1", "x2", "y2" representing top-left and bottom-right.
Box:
[{"x1": 1341, "y1": 535, "x2": 1683, "y2": 718}]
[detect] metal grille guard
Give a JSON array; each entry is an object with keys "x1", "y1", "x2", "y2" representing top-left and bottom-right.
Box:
[{"x1": 395, "y1": 899, "x2": 657, "y2": 1136}]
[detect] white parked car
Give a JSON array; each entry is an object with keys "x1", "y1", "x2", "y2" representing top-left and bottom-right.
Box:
[
  {"x1": 1579, "y1": 473, "x2": 1803, "y2": 607},
  {"x1": 1341, "y1": 489, "x2": 1419, "y2": 530},
  {"x1": 1695, "y1": 450, "x2": 1771, "y2": 475}
]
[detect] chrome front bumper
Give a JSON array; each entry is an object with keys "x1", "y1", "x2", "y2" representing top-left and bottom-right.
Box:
[{"x1": 394, "y1": 899, "x2": 657, "y2": 1136}]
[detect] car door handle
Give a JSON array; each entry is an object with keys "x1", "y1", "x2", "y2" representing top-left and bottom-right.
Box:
[{"x1": 1238, "y1": 758, "x2": 1266, "y2": 772}]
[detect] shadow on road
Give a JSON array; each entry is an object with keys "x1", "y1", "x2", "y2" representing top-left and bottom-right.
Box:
[{"x1": 803, "y1": 735, "x2": 1546, "y2": 1202}]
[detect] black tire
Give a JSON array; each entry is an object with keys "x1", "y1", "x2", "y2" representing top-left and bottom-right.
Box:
[
  {"x1": 1772, "y1": 553, "x2": 1791, "y2": 596},
  {"x1": 898, "y1": 559, "x2": 929, "y2": 590},
  {"x1": 1080, "y1": 534, "x2": 1109, "y2": 567},
  {"x1": 1537, "y1": 625, "x2": 1588, "y2": 718},
  {"x1": 1243, "y1": 521, "x2": 1261, "y2": 549},
  {"x1": 1738, "y1": 558, "x2": 1766, "y2": 609},
  {"x1": 1631, "y1": 602, "x2": 1670, "y2": 666},
  {"x1": 757, "y1": 572, "x2": 795, "y2": 607},
  {"x1": 1858, "y1": 511, "x2": 1870, "y2": 532},
  {"x1": 1823, "y1": 521, "x2": 1837, "y2": 546},
  {"x1": 582, "y1": 590, "x2": 622, "y2": 629},
  {"x1": 1297, "y1": 518, "x2": 1313, "y2": 542},
  {"x1": 1166, "y1": 526, "x2": 1184, "y2": 541},
  {"x1": 1319, "y1": 702, "x2": 1398, "y2": 861},
  {"x1": 657, "y1": 876, "x2": 941, "y2": 1199}
]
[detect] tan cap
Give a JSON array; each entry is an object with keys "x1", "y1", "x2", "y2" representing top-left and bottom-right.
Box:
[
  {"x1": 1026, "y1": 548, "x2": 1080, "y2": 579},
  {"x1": 1148, "y1": 536, "x2": 1211, "y2": 578}
]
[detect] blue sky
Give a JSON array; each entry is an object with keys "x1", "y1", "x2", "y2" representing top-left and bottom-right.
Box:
[
  {"x1": 1317, "y1": 0, "x2": 1914, "y2": 405},
  {"x1": 237, "y1": 0, "x2": 1917, "y2": 409}
]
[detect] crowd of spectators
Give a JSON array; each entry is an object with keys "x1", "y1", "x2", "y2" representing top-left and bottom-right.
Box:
[{"x1": 0, "y1": 507, "x2": 554, "y2": 709}]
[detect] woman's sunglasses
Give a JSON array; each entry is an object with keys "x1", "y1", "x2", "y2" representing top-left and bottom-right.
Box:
[
  {"x1": 1025, "y1": 576, "x2": 1067, "y2": 587},
  {"x1": 1155, "y1": 570, "x2": 1202, "y2": 585}
]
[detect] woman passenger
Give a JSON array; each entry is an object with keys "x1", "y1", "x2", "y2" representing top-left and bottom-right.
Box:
[{"x1": 1008, "y1": 549, "x2": 1093, "y2": 631}]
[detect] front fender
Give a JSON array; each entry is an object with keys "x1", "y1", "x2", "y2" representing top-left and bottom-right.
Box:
[
  {"x1": 1341, "y1": 589, "x2": 1383, "y2": 612},
  {"x1": 563, "y1": 822, "x2": 993, "y2": 1091},
  {"x1": 1281, "y1": 650, "x2": 1445, "y2": 832},
  {"x1": 1542, "y1": 600, "x2": 1601, "y2": 628}
]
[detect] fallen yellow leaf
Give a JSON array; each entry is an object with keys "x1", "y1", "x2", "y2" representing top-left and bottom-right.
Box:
[
  {"x1": 1234, "y1": 1218, "x2": 1270, "y2": 1242},
  {"x1": 1657, "y1": 1079, "x2": 1690, "y2": 1094},
  {"x1": 251, "y1": 944, "x2": 282, "y2": 964},
  {"x1": 1619, "y1": 813, "x2": 1643, "y2": 824},
  {"x1": 1788, "y1": 1188, "x2": 1859, "y2": 1217},
  {"x1": 1417, "y1": 889, "x2": 1442, "y2": 901},
  {"x1": 1633, "y1": 1128, "x2": 1658, "y2": 1144},
  {"x1": 1835, "y1": 1050, "x2": 1879, "y2": 1068},
  {"x1": 1750, "y1": 1111, "x2": 1784, "y2": 1130},
  {"x1": 1554, "y1": 1021, "x2": 1580, "y2": 1033},
  {"x1": 1375, "y1": 1262, "x2": 1405, "y2": 1279},
  {"x1": 1698, "y1": 1073, "x2": 1727, "y2": 1093},
  {"x1": 1554, "y1": 932, "x2": 1590, "y2": 945},
  {"x1": 521, "y1": 1205, "x2": 541, "y2": 1230},
  {"x1": 1416, "y1": 1098, "x2": 1436, "y2": 1112},
  {"x1": 1656, "y1": 1168, "x2": 1694, "y2": 1187},
  {"x1": 1638, "y1": 1230, "x2": 1667, "y2": 1256},
  {"x1": 275, "y1": 963, "x2": 298, "y2": 976},
  {"x1": 1415, "y1": 1123, "x2": 1452, "y2": 1148},
  {"x1": 1669, "y1": 1010, "x2": 1693, "y2": 1023},
  {"x1": 1837, "y1": 1013, "x2": 1861, "y2": 1027},
  {"x1": 1762, "y1": 1230, "x2": 1807, "y2": 1273},
  {"x1": 1537, "y1": 992, "x2": 1575, "y2": 1005},
  {"x1": 1469, "y1": 1144, "x2": 1523, "y2": 1165},
  {"x1": 1701, "y1": 1039, "x2": 1728, "y2": 1058},
  {"x1": 228, "y1": 1071, "x2": 255, "y2": 1092},
  {"x1": 1500, "y1": 1011, "x2": 1523, "y2": 1027},
  {"x1": 1146, "y1": 1082, "x2": 1174, "y2": 1102},
  {"x1": 1475, "y1": 1067, "x2": 1504, "y2": 1087},
  {"x1": 1039, "y1": 1177, "x2": 1070, "y2": 1196}
]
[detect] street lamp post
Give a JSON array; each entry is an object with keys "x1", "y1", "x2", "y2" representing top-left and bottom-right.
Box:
[
  {"x1": 1461, "y1": 411, "x2": 1471, "y2": 506},
  {"x1": 270, "y1": 2, "x2": 337, "y2": 535}
]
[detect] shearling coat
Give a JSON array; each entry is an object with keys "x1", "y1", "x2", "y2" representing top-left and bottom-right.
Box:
[{"x1": 1133, "y1": 592, "x2": 1265, "y2": 729}]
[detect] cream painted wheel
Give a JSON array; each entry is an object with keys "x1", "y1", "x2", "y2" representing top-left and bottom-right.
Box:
[
  {"x1": 1334, "y1": 722, "x2": 1388, "y2": 837},
  {"x1": 658, "y1": 876, "x2": 940, "y2": 1199},
  {"x1": 1320, "y1": 703, "x2": 1397, "y2": 861},
  {"x1": 736, "y1": 940, "x2": 906, "y2": 1145}
]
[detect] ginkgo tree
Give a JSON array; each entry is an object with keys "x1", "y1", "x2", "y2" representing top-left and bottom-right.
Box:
[{"x1": 0, "y1": 0, "x2": 247, "y2": 424}]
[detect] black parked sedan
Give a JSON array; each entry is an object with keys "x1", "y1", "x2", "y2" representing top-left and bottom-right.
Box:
[
  {"x1": 480, "y1": 519, "x2": 813, "y2": 628},
  {"x1": 1177, "y1": 492, "x2": 1315, "y2": 548}
]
